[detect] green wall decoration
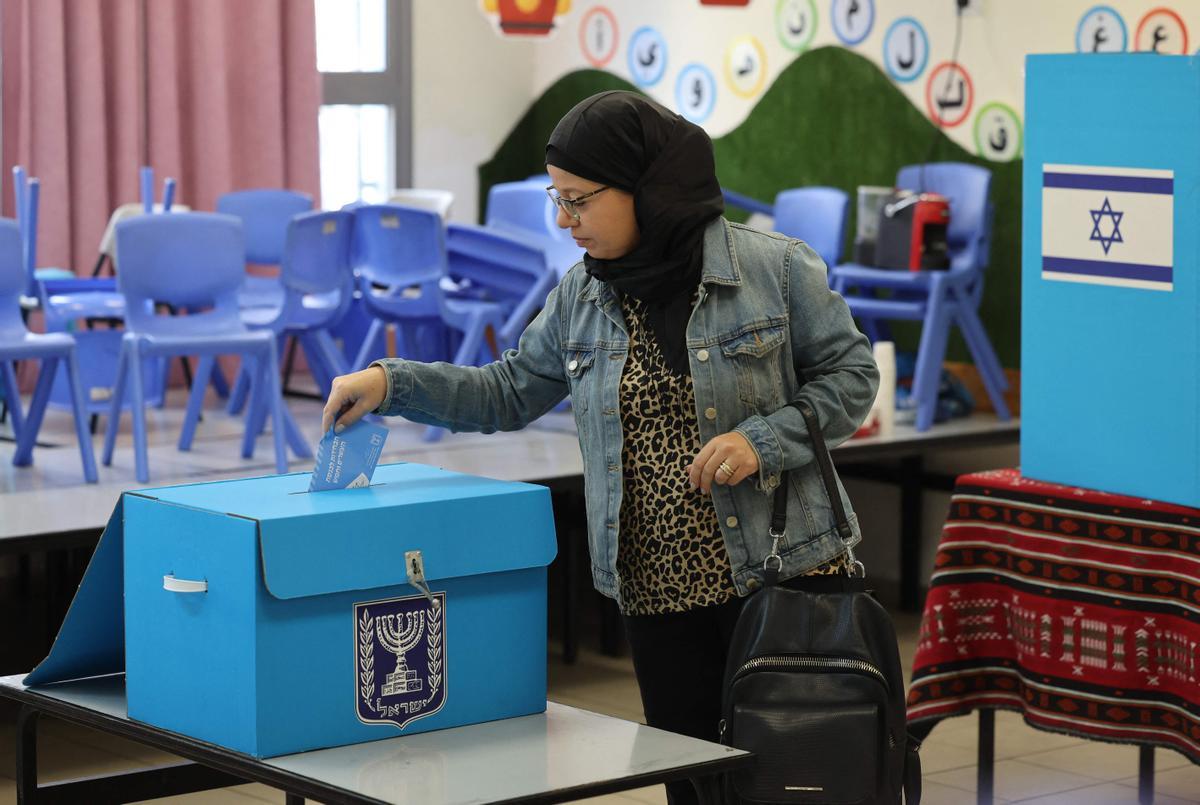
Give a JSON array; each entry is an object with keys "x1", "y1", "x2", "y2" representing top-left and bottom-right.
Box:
[{"x1": 478, "y1": 46, "x2": 1021, "y2": 369}]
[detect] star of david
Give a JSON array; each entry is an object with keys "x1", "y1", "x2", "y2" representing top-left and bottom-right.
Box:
[{"x1": 1089, "y1": 196, "x2": 1124, "y2": 255}]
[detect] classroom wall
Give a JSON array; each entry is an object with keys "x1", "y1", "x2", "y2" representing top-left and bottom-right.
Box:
[
  {"x1": 414, "y1": 1, "x2": 1197, "y2": 222},
  {"x1": 410, "y1": 1, "x2": 538, "y2": 223}
]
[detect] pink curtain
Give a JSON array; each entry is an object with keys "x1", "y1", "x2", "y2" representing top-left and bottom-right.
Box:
[{"x1": 2, "y1": 0, "x2": 321, "y2": 273}]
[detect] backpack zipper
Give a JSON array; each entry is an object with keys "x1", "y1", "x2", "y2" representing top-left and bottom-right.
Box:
[{"x1": 733, "y1": 655, "x2": 888, "y2": 688}]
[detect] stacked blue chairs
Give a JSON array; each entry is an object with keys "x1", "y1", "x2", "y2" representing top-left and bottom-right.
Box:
[
  {"x1": 0, "y1": 218, "x2": 97, "y2": 482},
  {"x1": 773, "y1": 187, "x2": 850, "y2": 269},
  {"x1": 216, "y1": 189, "x2": 313, "y2": 310},
  {"x1": 829, "y1": 162, "x2": 1010, "y2": 431},
  {"x1": 444, "y1": 222, "x2": 557, "y2": 352},
  {"x1": 228, "y1": 211, "x2": 354, "y2": 428},
  {"x1": 101, "y1": 213, "x2": 297, "y2": 483}
]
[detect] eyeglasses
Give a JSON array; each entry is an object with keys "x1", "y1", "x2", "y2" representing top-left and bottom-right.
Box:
[{"x1": 545, "y1": 185, "x2": 609, "y2": 221}]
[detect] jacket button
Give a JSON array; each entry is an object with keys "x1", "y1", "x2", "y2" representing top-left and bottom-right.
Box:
[
  {"x1": 746, "y1": 577, "x2": 760, "y2": 590},
  {"x1": 568, "y1": 359, "x2": 578, "y2": 372},
  {"x1": 697, "y1": 349, "x2": 709, "y2": 362},
  {"x1": 705, "y1": 407, "x2": 717, "y2": 420},
  {"x1": 767, "y1": 474, "x2": 780, "y2": 489},
  {"x1": 725, "y1": 516, "x2": 738, "y2": 528}
]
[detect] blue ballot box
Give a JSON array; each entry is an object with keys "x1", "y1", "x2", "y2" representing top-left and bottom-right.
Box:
[
  {"x1": 1022, "y1": 54, "x2": 1200, "y2": 507},
  {"x1": 24, "y1": 463, "x2": 558, "y2": 758}
]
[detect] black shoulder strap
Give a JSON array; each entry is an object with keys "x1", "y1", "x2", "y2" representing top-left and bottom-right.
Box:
[
  {"x1": 772, "y1": 400, "x2": 853, "y2": 543},
  {"x1": 905, "y1": 735, "x2": 923, "y2": 804}
]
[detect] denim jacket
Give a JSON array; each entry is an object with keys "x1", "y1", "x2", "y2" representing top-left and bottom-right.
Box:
[{"x1": 374, "y1": 218, "x2": 879, "y2": 603}]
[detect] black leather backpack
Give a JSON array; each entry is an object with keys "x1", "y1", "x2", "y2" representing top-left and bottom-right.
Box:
[{"x1": 719, "y1": 401, "x2": 921, "y2": 804}]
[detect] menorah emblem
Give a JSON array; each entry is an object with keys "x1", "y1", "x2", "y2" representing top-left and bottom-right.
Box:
[
  {"x1": 355, "y1": 592, "x2": 447, "y2": 730},
  {"x1": 377, "y1": 611, "x2": 424, "y2": 696}
]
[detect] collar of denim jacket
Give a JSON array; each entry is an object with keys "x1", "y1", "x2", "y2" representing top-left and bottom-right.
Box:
[{"x1": 698, "y1": 217, "x2": 741, "y2": 287}]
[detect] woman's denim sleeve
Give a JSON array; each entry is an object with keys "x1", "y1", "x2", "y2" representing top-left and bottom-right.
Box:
[
  {"x1": 737, "y1": 241, "x2": 879, "y2": 482},
  {"x1": 370, "y1": 279, "x2": 571, "y2": 433}
]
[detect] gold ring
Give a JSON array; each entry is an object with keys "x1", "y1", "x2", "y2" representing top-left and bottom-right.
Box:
[{"x1": 718, "y1": 461, "x2": 735, "y2": 476}]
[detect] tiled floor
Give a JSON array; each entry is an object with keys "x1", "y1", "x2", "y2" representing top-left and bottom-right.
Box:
[{"x1": 1, "y1": 618, "x2": 1197, "y2": 804}]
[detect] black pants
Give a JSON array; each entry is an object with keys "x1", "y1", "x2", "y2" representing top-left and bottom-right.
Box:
[
  {"x1": 623, "y1": 597, "x2": 742, "y2": 805},
  {"x1": 622, "y1": 575, "x2": 860, "y2": 805}
]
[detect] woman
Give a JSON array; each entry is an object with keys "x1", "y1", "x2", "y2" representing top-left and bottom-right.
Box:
[{"x1": 323, "y1": 91, "x2": 878, "y2": 805}]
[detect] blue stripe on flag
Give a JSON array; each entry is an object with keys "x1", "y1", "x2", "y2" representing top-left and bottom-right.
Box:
[
  {"x1": 1042, "y1": 173, "x2": 1173, "y2": 194},
  {"x1": 1042, "y1": 256, "x2": 1172, "y2": 283}
]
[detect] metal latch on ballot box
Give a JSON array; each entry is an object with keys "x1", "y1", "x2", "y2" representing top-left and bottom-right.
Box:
[{"x1": 405, "y1": 550, "x2": 436, "y2": 606}]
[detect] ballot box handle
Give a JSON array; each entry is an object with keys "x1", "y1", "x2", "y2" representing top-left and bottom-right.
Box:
[{"x1": 163, "y1": 574, "x2": 208, "y2": 594}]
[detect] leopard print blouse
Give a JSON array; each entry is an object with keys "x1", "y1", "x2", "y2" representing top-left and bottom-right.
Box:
[{"x1": 615, "y1": 292, "x2": 848, "y2": 616}]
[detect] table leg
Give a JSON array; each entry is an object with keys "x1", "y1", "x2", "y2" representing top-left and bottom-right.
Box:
[
  {"x1": 690, "y1": 773, "x2": 723, "y2": 804},
  {"x1": 16, "y1": 705, "x2": 39, "y2": 804},
  {"x1": 553, "y1": 489, "x2": 580, "y2": 666},
  {"x1": 977, "y1": 709, "x2": 995, "y2": 805},
  {"x1": 564, "y1": 509, "x2": 580, "y2": 665},
  {"x1": 1138, "y1": 746, "x2": 1154, "y2": 804},
  {"x1": 900, "y1": 455, "x2": 923, "y2": 612}
]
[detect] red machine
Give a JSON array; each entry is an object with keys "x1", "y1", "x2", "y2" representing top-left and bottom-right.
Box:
[{"x1": 874, "y1": 191, "x2": 951, "y2": 271}]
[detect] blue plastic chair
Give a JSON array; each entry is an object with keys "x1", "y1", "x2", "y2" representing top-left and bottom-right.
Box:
[
  {"x1": 227, "y1": 211, "x2": 355, "y2": 419},
  {"x1": 773, "y1": 187, "x2": 850, "y2": 269},
  {"x1": 485, "y1": 181, "x2": 584, "y2": 277},
  {"x1": 0, "y1": 218, "x2": 97, "y2": 482},
  {"x1": 101, "y1": 213, "x2": 298, "y2": 483},
  {"x1": 140, "y1": 166, "x2": 177, "y2": 214},
  {"x1": 11, "y1": 166, "x2": 75, "y2": 296},
  {"x1": 351, "y1": 205, "x2": 510, "y2": 441},
  {"x1": 216, "y1": 189, "x2": 314, "y2": 309},
  {"x1": 350, "y1": 204, "x2": 451, "y2": 370},
  {"x1": 829, "y1": 163, "x2": 1010, "y2": 431},
  {"x1": 721, "y1": 188, "x2": 774, "y2": 217},
  {"x1": 14, "y1": 170, "x2": 160, "y2": 417}
]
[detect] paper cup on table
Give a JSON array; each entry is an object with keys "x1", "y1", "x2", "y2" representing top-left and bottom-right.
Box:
[{"x1": 873, "y1": 341, "x2": 896, "y2": 437}]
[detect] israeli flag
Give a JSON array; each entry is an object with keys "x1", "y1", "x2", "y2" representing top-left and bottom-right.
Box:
[{"x1": 1041, "y1": 164, "x2": 1174, "y2": 291}]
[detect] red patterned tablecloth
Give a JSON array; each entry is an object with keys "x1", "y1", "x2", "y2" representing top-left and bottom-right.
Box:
[{"x1": 907, "y1": 468, "x2": 1200, "y2": 763}]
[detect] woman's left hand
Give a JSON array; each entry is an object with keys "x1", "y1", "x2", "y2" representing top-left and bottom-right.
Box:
[{"x1": 688, "y1": 431, "x2": 760, "y2": 493}]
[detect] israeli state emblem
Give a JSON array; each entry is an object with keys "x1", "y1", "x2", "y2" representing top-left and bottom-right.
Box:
[{"x1": 355, "y1": 592, "x2": 446, "y2": 729}]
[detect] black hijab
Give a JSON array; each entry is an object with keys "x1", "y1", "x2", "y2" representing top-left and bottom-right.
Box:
[{"x1": 545, "y1": 91, "x2": 724, "y2": 376}]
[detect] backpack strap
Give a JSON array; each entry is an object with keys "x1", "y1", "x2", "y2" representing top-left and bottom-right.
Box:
[
  {"x1": 764, "y1": 400, "x2": 861, "y2": 585},
  {"x1": 904, "y1": 734, "x2": 923, "y2": 804}
]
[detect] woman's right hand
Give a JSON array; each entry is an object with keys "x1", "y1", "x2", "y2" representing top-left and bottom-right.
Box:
[{"x1": 322, "y1": 365, "x2": 388, "y2": 433}]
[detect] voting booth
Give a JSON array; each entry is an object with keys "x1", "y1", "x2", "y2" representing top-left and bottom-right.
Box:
[
  {"x1": 1022, "y1": 54, "x2": 1200, "y2": 507},
  {"x1": 25, "y1": 463, "x2": 558, "y2": 758}
]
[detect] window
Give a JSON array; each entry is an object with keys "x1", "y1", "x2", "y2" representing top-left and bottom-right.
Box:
[
  {"x1": 315, "y1": 0, "x2": 386, "y2": 73},
  {"x1": 319, "y1": 105, "x2": 392, "y2": 208},
  {"x1": 316, "y1": 0, "x2": 411, "y2": 210}
]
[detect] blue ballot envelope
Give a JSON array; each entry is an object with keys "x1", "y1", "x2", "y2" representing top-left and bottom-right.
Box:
[
  {"x1": 309, "y1": 419, "x2": 389, "y2": 492},
  {"x1": 24, "y1": 463, "x2": 557, "y2": 758},
  {"x1": 1023, "y1": 54, "x2": 1200, "y2": 506}
]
